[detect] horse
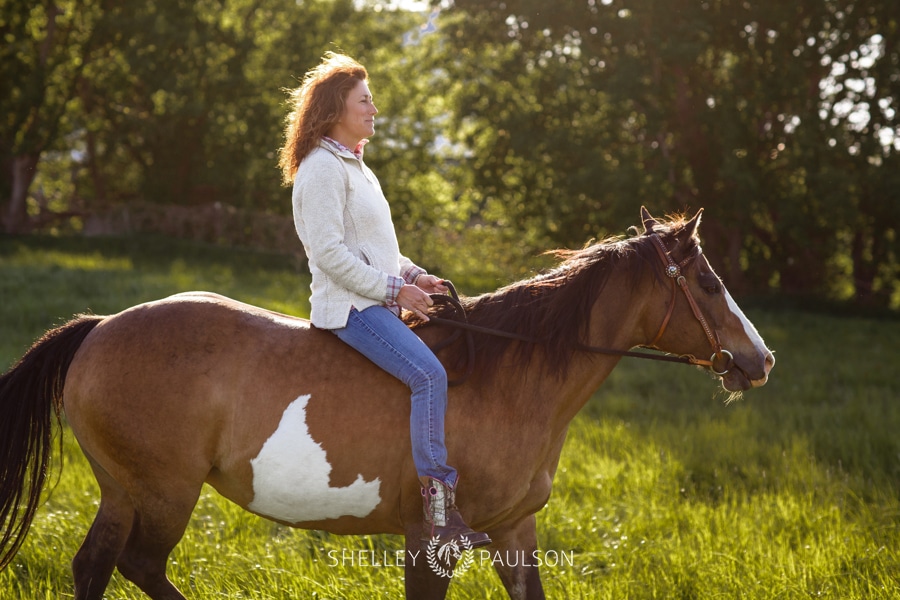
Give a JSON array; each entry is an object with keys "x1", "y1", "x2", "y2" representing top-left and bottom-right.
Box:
[{"x1": 0, "y1": 207, "x2": 774, "y2": 599}]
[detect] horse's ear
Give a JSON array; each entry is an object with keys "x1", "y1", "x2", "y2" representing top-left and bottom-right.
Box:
[
  {"x1": 641, "y1": 206, "x2": 660, "y2": 233},
  {"x1": 683, "y1": 208, "x2": 703, "y2": 240}
]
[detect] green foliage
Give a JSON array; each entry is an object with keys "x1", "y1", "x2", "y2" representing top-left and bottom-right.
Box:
[
  {"x1": 1, "y1": 0, "x2": 420, "y2": 223},
  {"x1": 0, "y1": 0, "x2": 107, "y2": 230},
  {"x1": 0, "y1": 0, "x2": 101, "y2": 154},
  {"x1": 1, "y1": 238, "x2": 899, "y2": 598},
  {"x1": 442, "y1": 0, "x2": 900, "y2": 306},
  {"x1": 72, "y1": 0, "x2": 417, "y2": 210}
]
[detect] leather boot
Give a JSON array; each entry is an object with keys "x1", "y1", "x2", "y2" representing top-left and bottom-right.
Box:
[{"x1": 420, "y1": 477, "x2": 491, "y2": 549}]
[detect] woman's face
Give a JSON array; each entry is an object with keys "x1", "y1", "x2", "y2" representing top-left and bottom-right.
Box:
[{"x1": 329, "y1": 78, "x2": 378, "y2": 148}]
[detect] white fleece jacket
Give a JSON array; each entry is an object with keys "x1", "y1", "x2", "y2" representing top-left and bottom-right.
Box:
[{"x1": 292, "y1": 141, "x2": 420, "y2": 329}]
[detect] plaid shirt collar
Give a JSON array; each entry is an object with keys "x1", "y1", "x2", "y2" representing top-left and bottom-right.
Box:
[{"x1": 322, "y1": 136, "x2": 367, "y2": 159}]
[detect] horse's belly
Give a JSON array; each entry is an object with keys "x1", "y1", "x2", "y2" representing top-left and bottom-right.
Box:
[{"x1": 246, "y1": 394, "x2": 382, "y2": 523}]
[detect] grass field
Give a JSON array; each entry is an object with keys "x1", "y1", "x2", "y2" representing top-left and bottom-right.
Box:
[{"x1": 1, "y1": 235, "x2": 899, "y2": 599}]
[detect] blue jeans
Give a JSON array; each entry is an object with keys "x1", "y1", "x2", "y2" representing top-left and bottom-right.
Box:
[{"x1": 333, "y1": 306, "x2": 457, "y2": 487}]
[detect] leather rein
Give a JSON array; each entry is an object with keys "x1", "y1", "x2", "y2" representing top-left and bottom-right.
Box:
[{"x1": 425, "y1": 233, "x2": 733, "y2": 385}]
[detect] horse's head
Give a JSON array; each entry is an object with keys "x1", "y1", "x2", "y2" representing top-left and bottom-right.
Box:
[{"x1": 639, "y1": 206, "x2": 774, "y2": 392}]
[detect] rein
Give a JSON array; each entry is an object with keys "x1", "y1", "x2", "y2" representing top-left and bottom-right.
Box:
[{"x1": 425, "y1": 234, "x2": 733, "y2": 385}]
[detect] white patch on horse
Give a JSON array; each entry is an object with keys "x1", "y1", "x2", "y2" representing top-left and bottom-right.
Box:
[
  {"x1": 248, "y1": 394, "x2": 381, "y2": 522},
  {"x1": 724, "y1": 288, "x2": 770, "y2": 358}
]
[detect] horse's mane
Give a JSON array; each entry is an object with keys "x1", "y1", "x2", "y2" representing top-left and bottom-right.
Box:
[{"x1": 411, "y1": 214, "x2": 698, "y2": 382}]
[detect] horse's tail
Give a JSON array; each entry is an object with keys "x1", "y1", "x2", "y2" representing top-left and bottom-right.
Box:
[{"x1": 0, "y1": 314, "x2": 104, "y2": 570}]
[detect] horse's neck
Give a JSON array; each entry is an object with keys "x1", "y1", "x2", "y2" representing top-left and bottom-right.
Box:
[
  {"x1": 539, "y1": 267, "x2": 654, "y2": 429},
  {"x1": 441, "y1": 266, "x2": 656, "y2": 507}
]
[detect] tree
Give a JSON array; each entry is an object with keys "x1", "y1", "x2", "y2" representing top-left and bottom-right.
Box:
[
  {"x1": 0, "y1": 0, "x2": 105, "y2": 233},
  {"x1": 436, "y1": 0, "x2": 898, "y2": 304},
  {"x1": 2, "y1": 0, "x2": 422, "y2": 233}
]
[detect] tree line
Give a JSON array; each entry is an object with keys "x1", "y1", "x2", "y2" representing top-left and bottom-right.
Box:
[{"x1": 2, "y1": 0, "x2": 898, "y2": 307}]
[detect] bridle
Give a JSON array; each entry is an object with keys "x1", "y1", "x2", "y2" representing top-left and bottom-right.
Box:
[
  {"x1": 426, "y1": 233, "x2": 734, "y2": 385},
  {"x1": 646, "y1": 233, "x2": 733, "y2": 375}
]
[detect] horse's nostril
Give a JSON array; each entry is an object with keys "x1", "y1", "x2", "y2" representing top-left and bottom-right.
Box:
[{"x1": 764, "y1": 351, "x2": 775, "y2": 373}]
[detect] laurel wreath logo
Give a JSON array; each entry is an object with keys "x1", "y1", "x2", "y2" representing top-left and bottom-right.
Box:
[{"x1": 425, "y1": 535, "x2": 475, "y2": 578}]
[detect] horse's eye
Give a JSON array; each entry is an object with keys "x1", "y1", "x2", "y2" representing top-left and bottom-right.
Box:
[{"x1": 699, "y1": 273, "x2": 721, "y2": 294}]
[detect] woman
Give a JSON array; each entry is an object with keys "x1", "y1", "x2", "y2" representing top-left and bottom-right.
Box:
[{"x1": 278, "y1": 52, "x2": 490, "y2": 549}]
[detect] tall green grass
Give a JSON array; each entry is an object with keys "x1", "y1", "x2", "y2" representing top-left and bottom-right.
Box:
[{"x1": 1, "y1": 235, "x2": 899, "y2": 599}]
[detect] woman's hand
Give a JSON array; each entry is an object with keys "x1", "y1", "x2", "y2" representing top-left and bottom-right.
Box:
[
  {"x1": 396, "y1": 284, "x2": 435, "y2": 321},
  {"x1": 414, "y1": 274, "x2": 449, "y2": 295}
]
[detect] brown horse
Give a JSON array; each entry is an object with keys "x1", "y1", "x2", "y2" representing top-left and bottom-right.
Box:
[{"x1": 0, "y1": 208, "x2": 773, "y2": 599}]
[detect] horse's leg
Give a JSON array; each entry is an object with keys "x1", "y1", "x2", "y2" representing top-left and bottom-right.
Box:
[
  {"x1": 403, "y1": 527, "x2": 453, "y2": 600},
  {"x1": 72, "y1": 458, "x2": 135, "y2": 600},
  {"x1": 492, "y1": 515, "x2": 545, "y2": 600},
  {"x1": 113, "y1": 482, "x2": 202, "y2": 600}
]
